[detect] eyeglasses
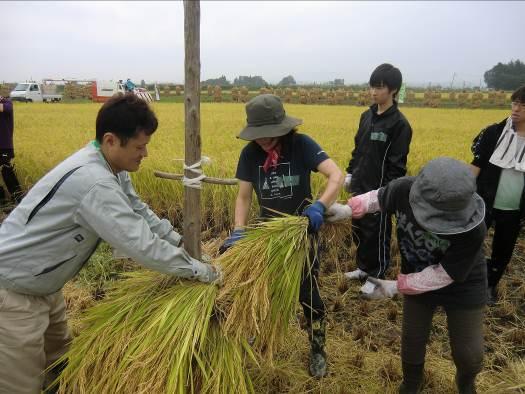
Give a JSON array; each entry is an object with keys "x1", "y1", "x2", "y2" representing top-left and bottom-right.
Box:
[{"x1": 511, "y1": 101, "x2": 525, "y2": 110}]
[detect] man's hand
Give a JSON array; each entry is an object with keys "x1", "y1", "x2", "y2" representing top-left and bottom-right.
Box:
[
  {"x1": 219, "y1": 228, "x2": 245, "y2": 254},
  {"x1": 360, "y1": 277, "x2": 398, "y2": 300},
  {"x1": 303, "y1": 201, "x2": 326, "y2": 233},
  {"x1": 325, "y1": 203, "x2": 353, "y2": 223},
  {"x1": 343, "y1": 173, "x2": 352, "y2": 193},
  {"x1": 198, "y1": 263, "x2": 223, "y2": 286}
]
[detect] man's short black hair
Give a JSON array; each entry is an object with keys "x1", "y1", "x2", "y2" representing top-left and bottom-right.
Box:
[
  {"x1": 96, "y1": 93, "x2": 158, "y2": 145},
  {"x1": 511, "y1": 85, "x2": 525, "y2": 103},
  {"x1": 369, "y1": 63, "x2": 403, "y2": 98}
]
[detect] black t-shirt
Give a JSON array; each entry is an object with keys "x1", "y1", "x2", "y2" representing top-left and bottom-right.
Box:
[
  {"x1": 235, "y1": 133, "x2": 329, "y2": 218},
  {"x1": 378, "y1": 177, "x2": 487, "y2": 308}
]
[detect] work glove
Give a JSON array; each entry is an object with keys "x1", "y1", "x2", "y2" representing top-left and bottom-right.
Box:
[
  {"x1": 303, "y1": 201, "x2": 326, "y2": 233},
  {"x1": 343, "y1": 173, "x2": 352, "y2": 193},
  {"x1": 360, "y1": 277, "x2": 398, "y2": 300},
  {"x1": 219, "y1": 228, "x2": 245, "y2": 254},
  {"x1": 325, "y1": 202, "x2": 353, "y2": 223},
  {"x1": 198, "y1": 262, "x2": 223, "y2": 286},
  {"x1": 349, "y1": 190, "x2": 380, "y2": 219}
]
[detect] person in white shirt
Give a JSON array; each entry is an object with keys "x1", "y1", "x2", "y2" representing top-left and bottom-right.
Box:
[{"x1": 470, "y1": 85, "x2": 525, "y2": 304}]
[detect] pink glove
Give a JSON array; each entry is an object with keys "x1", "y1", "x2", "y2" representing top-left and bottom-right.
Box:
[
  {"x1": 397, "y1": 264, "x2": 453, "y2": 295},
  {"x1": 348, "y1": 190, "x2": 380, "y2": 219}
]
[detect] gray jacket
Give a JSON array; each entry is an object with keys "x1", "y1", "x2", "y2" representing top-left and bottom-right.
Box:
[{"x1": 0, "y1": 142, "x2": 215, "y2": 296}]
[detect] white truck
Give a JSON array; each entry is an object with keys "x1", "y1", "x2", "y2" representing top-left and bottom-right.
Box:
[{"x1": 9, "y1": 82, "x2": 62, "y2": 102}]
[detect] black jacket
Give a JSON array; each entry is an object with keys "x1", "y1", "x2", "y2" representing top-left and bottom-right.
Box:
[
  {"x1": 346, "y1": 102, "x2": 412, "y2": 194},
  {"x1": 471, "y1": 118, "x2": 525, "y2": 219}
]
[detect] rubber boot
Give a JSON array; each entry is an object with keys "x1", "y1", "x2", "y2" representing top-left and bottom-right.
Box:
[
  {"x1": 456, "y1": 372, "x2": 477, "y2": 394},
  {"x1": 399, "y1": 361, "x2": 424, "y2": 394},
  {"x1": 308, "y1": 319, "x2": 327, "y2": 378},
  {"x1": 487, "y1": 286, "x2": 497, "y2": 306}
]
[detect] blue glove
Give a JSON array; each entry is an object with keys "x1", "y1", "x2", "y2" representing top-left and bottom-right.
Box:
[
  {"x1": 303, "y1": 201, "x2": 326, "y2": 233},
  {"x1": 219, "y1": 228, "x2": 245, "y2": 254}
]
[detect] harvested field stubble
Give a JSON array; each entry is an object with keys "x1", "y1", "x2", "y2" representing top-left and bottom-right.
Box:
[{"x1": 58, "y1": 225, "x2": 525, "y2": 393}]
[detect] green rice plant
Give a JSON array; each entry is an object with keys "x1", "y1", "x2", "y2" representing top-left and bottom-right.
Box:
[
  {"x1": 53, "y1": 215, "x2": 310, "y2": 393},
  {"x1": 54, "y1": 272, "x2": 220, "y2": 394},
  {"x1": 12, "y1": 102, "x2": 509, "y2": 234},
  {"x1": 215, "y1": 215, "x2": 310, "y2": 360},
  {"x1": 197, "y1": 323, "x2": 256, "y2": 394}
]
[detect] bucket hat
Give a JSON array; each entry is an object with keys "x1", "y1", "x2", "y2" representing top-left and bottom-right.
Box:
[
  {"x1": 238, "y1": 94, "x2": 302, "y2": 141},
  {"x1": 409, "y1": 157, "x2": 485, "y2": 234}
]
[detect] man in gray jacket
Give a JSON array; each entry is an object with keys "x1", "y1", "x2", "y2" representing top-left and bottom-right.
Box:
[{"x1": 0, "y1": 93, "x2": 219, "y2": 393}]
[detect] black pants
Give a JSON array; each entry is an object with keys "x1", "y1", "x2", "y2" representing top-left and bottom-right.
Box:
[
  {"x1": 352, "y1": 211, "x2": 392, "y2": 278},
  {"x1": 299, "y1": 236, "x2": 325, "y2": 324},
  {"x1": 0, "y1": 153, "x2": 23, "y2": 204},
  {"x1": 485, "y1": 208, "x2": 521, "y2": 288},
  {"x1": 401, "y1": 297, "x2": 484, "y2": 387}
]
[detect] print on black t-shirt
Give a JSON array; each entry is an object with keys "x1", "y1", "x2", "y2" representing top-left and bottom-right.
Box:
[{"x1": 258, "y1": 162, "x2": 299, "y2": 200}]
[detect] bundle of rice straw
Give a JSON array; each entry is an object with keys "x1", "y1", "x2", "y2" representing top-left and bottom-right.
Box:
[
  {"x1": 52, "y1": 215, "x2": 310, "y2": 393},
  {"x1": 215, "y1": 215, "x2": 310, "y2": 359}
]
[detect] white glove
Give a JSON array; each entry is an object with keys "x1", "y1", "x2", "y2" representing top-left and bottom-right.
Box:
[
  {"x1": 325, "y1": 203, "x2": 353, "y2": 223},
  {"x1": 343, "y1": 173, "x2": 352, "y2": 193},
  {"x1": 360, "y1": 277, "x2": 398, "y2": 300},
  {"x1": 197, "y1": 262, "x2": 223, "y2": 286}
]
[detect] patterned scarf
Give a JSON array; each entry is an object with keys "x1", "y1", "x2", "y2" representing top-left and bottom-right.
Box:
[
  {"x1": 489, "y1": 117, "x2": 525, "y2": 172},
  {"x1": 263, "y1": 144, "x2": 281, "y2": 173}
]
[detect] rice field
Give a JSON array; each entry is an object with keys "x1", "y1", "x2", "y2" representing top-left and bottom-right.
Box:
[
  {"x1": 12, "y1": 102, "x2": 509, "y2": 232},
  {"x1": 7, "y1": 102, "x2": 525, "y2": 393}
]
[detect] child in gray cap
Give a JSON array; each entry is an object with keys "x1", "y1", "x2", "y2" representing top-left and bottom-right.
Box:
[{"x1": 327, "y1": 157, "x2": 487, "y2": 394}]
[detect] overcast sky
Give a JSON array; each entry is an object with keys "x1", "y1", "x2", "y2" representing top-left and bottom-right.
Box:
[{"x1": 2, "y1": 1, "x2": 523, "y2": 87}]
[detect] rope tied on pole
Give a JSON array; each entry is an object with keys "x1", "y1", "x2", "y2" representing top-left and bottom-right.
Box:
[{"x1": 183, "y1": 159, "x2": 206, "y2": 189}]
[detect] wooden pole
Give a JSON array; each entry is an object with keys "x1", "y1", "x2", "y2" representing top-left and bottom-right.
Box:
[{"x1": 183, "y1": 0, "x2": 201, "y2": 259}]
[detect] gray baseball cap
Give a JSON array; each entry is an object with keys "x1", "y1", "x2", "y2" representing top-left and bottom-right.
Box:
[
  {"x1": 409, "y1": 157, "x2": 485, "y2": 234},
  {"x1": 238, "y1": 94, "x2": 302, "y2": 141}
]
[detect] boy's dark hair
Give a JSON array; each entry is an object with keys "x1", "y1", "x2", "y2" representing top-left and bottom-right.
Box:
[
  {"x1": 96, "y1": 93, "x2": 158, "y2": 145},
  {"x1": 511, "y1": 85, "x2": 525, "y2": 103},
  {"x1": 369, "y1": 63, "x2": 403, "y2": 98}
]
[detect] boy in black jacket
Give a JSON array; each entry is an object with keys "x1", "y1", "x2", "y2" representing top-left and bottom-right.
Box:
[
  {"x1": 470, "y1": 85, "x2": 525, "y2": 304},
  {"x1": 344, "y1": 64, "x2": 412, "y2": 292}
]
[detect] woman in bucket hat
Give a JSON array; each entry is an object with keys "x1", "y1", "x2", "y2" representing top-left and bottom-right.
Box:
[
  {"x1": 219, "y1": 94, "x2": 344, "y2": 378},
  {"x1": 326, "y1": 157, "x2": 487, "y2": 393}
]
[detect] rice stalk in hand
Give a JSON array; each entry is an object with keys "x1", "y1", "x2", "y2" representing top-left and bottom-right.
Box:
[
  {"x1": 197, "y1": 322, "x2": 257, "y2": 394},
  {"x1": 54, "y1": 271, "x2": 219, "y2": 394},
  {"x1": 52, "y1": 215, "x2": 311, "y2": 392},
  {"x1": 215, "y1": 215, "x2": 310, "y2": 359}
]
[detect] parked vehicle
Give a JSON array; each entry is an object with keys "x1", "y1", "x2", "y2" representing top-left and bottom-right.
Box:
[
  {"x1": 91, "y1": 80, "x2": 153, "y2": 103},
  {"x1": 9, "y1": 82, "x2": 62, "y2": 102}
]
